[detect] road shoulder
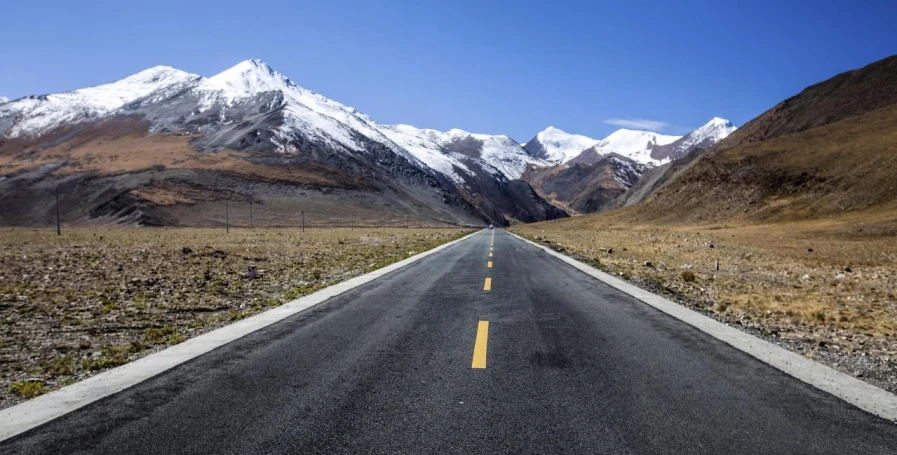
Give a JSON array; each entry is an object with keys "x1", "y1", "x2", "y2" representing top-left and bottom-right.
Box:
[
  {"x1": 0, "y1": 230, "x2": 483, "y2": 442},
  {"x1": 505, "y1": 230, "x2": 897, "y2": 423}
]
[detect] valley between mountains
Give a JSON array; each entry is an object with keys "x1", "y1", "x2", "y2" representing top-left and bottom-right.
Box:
[{"x1": 1, "y1": 54, "x2": 896, "y2": 416}]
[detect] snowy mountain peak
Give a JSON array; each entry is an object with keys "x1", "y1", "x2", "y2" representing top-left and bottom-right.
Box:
[
  {"x1": 689, "y1": 117, "x2": 737, "y2": 142},
  {"x1": 706, "y1": 117, "x2": 733, "y2": 127},
  {"x1": 127, "y1": 65, "x2": 199, "y2": 83},
  {"x1": 587, "y1": 129, "x2": 681, "y2": 166},
  {"x1": 603, "y1": 128, "x2": 643, "y2": 138},
  {"x1": 203, "y1": 59, "x2": 295, "y2": 95},
  {"x1": 0, "y1": 96, "x2": 8, "y2": 104},
  {"x1": 446, "y1": 128, "x2": 474, "y2": 138},
  {"x1": 646, "y1": 117, "x2": 737, "y2": 162},
  {"x1": 529, "y1": 126, "x2": 600, "y2": 164}
]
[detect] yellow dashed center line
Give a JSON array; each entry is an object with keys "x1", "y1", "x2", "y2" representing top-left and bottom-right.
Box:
[
  {"x1": 484, "y1": 277, "x2": 492, "y2": 291},
  {"x1": 487, "y1": 261, "x2": 492, "y2": 268},
  {"x1": 471, "y1": 320, "x2": 489, "y2": 369},
  {"x1": 488, "y1": 252, "x2": 493, "y2": 258}
]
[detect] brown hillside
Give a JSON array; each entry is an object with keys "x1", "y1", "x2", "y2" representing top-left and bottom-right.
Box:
[
  {"x1": 606, "y1": 54, "x2": 897, "y2": 225},
  {"x1": 720, "y1": 54, "x2": 897, "y2": 149},
  {"x1": 622, "y1": 102, "x2": 897, "y2": 224}
]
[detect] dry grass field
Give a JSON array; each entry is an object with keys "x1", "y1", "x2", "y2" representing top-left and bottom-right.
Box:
[
  {"x1": 512, "y1": 213, "x2": 897, "y2": 391},
  {"x1": 0, "y1": 227, "x2": 471, "y2": 408}
]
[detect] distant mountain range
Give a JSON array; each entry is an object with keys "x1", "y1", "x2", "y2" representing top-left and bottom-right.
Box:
[
  {"x1": 0, "y1": 60, "x2": 565, "y2": 226},
  {"x1": 0, "y1": 59, "x2": 735, "y2": 226},
  {"x1": 519, "y1": 118, "x2": 736, "y2": 214}
]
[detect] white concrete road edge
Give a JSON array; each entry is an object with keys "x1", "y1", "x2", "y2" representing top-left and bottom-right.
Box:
[
  {"x1": 507, "y1": 230, "x2": 897, "y2": 423},
  {"x1": 0, "y1": 229, "x2": 482, "y2": 442}
]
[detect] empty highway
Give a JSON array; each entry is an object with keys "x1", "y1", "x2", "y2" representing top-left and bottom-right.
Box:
[{"x1": 3, "y1": 230, "x2": 896, "y2": 454}]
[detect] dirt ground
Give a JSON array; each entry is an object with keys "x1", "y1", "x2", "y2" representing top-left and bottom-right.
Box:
[
  {"x1": 0, "y1": 227, "x2": 471, "y2": 409},
  {"x1": 512, "y1": 215, "x2": 897, "y2": 392}
]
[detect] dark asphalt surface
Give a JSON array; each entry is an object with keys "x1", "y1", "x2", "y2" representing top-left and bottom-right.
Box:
[{"x1": 4, "y1": 230, "x2": 896, "y2": 454}]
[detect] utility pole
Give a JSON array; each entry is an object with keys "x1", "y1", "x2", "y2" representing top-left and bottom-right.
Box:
[
  {"x1": 225, "y1": 200, "x2": 230, "y2": 234},
  {"x1": 301, "y1": 210, "x2": 305, "y2": 232},
  {"x1": 55, "y1": 188, "x2": 61, "y2": 236}
]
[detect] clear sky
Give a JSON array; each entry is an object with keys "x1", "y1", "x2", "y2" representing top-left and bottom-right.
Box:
[{"x1": 2, "y1": 0, "x2": 895, "y2": 141}]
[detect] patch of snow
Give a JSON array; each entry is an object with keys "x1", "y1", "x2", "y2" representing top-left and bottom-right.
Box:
[
  {"x1": 0, "y1": 96, "x2": 8, "y2": 104},
  {"x1": 607, "y1": 156, "x2": 645, "y2": 188}
]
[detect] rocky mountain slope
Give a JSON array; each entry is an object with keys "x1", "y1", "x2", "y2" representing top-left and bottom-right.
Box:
[
  {"x1": 522, "y1": 154, "x2": 646, "y2": 213},
  {"x1": 520, "y1": 118, "x2": 733, "y2": 214},
  {"x1": 720, "y1": 55, "x2": 897, "y2": 150},
  {"x1": 0, "y1": 60, "x2": 566, "y2": 227},
  {"x1": 619, "y1": 54, "x2": 897, "y2": 225}
]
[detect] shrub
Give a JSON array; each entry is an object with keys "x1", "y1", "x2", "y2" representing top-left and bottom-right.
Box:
[
  {"x1": 143, "y1": 326, "x2": 182, "y2": 345},
  {"x1": 9, "y1": 380, "x2": 44, "y2": 398}
]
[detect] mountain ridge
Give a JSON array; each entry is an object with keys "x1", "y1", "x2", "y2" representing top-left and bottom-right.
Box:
[{"x1": 0, "y1": 59, "x2": 567, "y2": 227}]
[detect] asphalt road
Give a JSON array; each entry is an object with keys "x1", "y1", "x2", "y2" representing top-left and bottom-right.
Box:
[{"x1": 4, "y1": 230, "x2": 896, "y2": 454}]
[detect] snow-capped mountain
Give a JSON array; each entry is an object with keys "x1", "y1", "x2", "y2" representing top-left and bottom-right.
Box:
[
  {"x1": 0, "y1": 97, "x2": 8, "y2": 104},
  {"x1": 649, "y1": 117, "x2": 737, "y2": 161},
  {"x1": 524, "y1": 126, "x2": 682, "y2": 167},
  {"x1": 522, "y1": 127, "x2": 600, "y2": 164},
  {"x1": 589, "y1": 129, "x2": 681, "y2": 165},
  {"x1": 523, "y1": 118, "x2": 738, "y2": 215},
  {"x1": 0, "y1": 59, "x2": 546, "y2": 182},
  {"x1": 566, "y1": 129, "x2": 680, "y2": 167},
  {"x1": 0, "y1": 66, "x2": 200, "y2": 138},
  {"x1": 0, "y1": 60, "x2": 566, "y2": 226}
]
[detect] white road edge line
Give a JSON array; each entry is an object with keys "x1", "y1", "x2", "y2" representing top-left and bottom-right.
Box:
[
  {"x1": 506, "y1": 230, "x2": 897, "y2": 423},
  {"x1": 0, "y1": 229, "x2": 484, "y2": 442}
]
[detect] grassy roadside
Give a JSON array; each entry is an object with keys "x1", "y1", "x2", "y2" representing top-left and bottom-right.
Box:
[
  {"x1": 511, "y1": 217, "x2": 897, "y2": 392},
  {"x1": 0, "y1": 227, "x2": 472, "y2": 409}
]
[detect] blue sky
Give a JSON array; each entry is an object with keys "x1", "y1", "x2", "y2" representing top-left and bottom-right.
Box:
[{"x1": 2, "y1": 1, "x2": 895, "y2": 141}]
